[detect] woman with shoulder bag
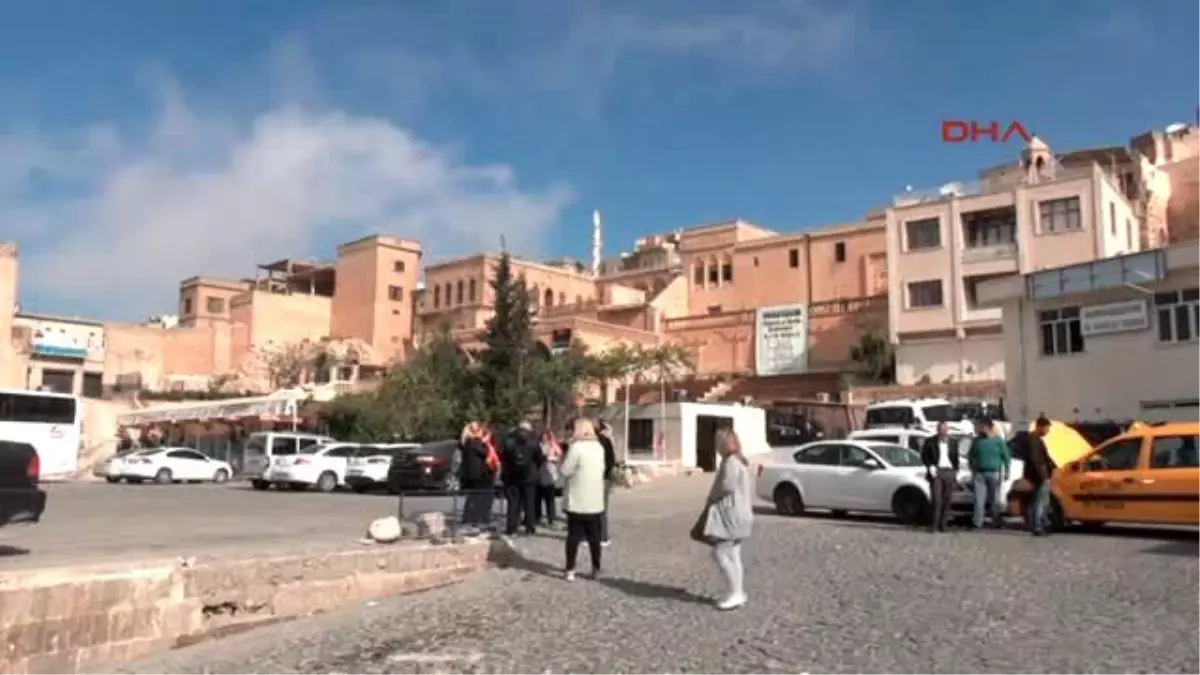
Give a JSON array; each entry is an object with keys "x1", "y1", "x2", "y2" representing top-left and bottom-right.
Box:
[{"x1": 691, "y1": 429, "x2": 754, "y2": 610}]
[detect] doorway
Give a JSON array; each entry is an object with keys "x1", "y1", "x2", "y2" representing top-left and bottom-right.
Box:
[{"x1": 695, "y1": 415, "x2": 734, "y2": 472}]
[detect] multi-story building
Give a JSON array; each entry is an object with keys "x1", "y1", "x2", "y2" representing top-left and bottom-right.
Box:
[{"x1": 886, "y1": 137, "x2": 1140, "y2": 385}]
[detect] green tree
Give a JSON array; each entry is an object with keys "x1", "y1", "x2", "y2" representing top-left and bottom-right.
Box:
[
  {"x1": 849, "y1": 330, "x2": 894, "y2": 383},
  {"x1": 477, "y1": 253, "x2": 538, "y2": 428}
]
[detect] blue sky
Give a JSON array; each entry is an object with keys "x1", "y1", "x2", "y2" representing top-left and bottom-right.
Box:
[{"x1": 0, "y1": 0, "x2": 1196, "y2": 320}]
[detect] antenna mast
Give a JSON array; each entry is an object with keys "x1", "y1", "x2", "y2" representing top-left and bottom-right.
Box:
[{"x1": 591, "y1": 210, "x2": 603, "y2": 275}]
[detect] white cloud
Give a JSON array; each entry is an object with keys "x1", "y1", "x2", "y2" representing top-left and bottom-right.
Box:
[{"x1": 4, "y1": 92, "x2": 573, "y2": 319}]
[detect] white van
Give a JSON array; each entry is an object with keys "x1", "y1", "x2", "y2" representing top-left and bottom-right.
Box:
[
  {"x1": 241, "y1": 431, "x2": 336, "y2": 490},
  {"x1": 863, "y1": 398, "x2": 975, "y2": 435}
]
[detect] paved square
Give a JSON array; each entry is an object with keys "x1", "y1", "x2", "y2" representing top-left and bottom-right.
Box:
[{"x1": 89, "y1": 476, "x2": 1200, "y2": 674}]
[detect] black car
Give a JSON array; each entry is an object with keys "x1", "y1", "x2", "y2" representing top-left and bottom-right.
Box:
[
  {"x1": 387, "y1": 440, "x2": 460, "y2": 493},
  {"x1": 0, "y1": 441, "x2": 47, "y2": 528}
]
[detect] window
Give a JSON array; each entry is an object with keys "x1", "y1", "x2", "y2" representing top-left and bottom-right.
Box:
[
  {"x1": 962, "y1": 207, "x2": 1016, "y2": 247},
  {"x1": 753, "y1": 256, "x2": 760, "y2": 267},
  {"x1": 433, "y1": 285, "x2": 441, "y2": 308},
  {"x1": 182, "y1": 298, "x2": 193, "y2": 315},
  {"x1": 271, "y1": 437, "x2": 300, "y2": 456},
  {"x1": 1126, "y1": 218, "x2": 1134, "y2": 251},
  {"x1": 628, "y1": 419, "x2": 654, "y2": 453},
  {"x1": 1109, "y1": 202, "x2": 1117, "y2": 236},
  {"x1": 707, "y1": 262, "x2": 719, "y2": 285},
  {"x1": 788, "y1": 249, "x2": 799, "y2": 268},
  {"x1": 839, "y1": 444, "x2": 870, "y2": 466},
  {"x1": 393, "y1": 260, "x2": 406, "y2": 273},
  {"x1": 907, "y1": 280, "x2": 943, "y2": 308},
  {"x1": 1039, "y1": 197, "x2": 1082, "y2": 233},
  {"x1": 1154, "y1": 288, "x2": 1199, "y2": 344},
  {"x1": 693, "y1": 263, "x2": 704, "y2": 286},
  {"x1": 905, "y1": 218, "x2": 941, "y2": 250},
  {"x1": 0, "y1": 392, "x2": 77, "y2": 423},
  {"x1": 443, "y1": 284, "x2": 451, "y2": 307},
  {"x1": 455, "y1": 281, "x2": 464, "y2": 304},
  {"x1": 833, "y1": 242, "x2": 846, "y2": 263},
  {"x1": 858, "y1": 434, "x2": 900, "y2": 445},
  {"x1": 793, "y1": 444, "x2": 840, "y2": 465},
  {"x1": 721, "y1": 260, "x2": 733, "y2": 283},
  {"x1": 1150, "y1": 435, "x2": 1199, "y2": 469},
  {"x1": 323, "y1": 445, "x2": 358, "y2": 458},
  {"x1": 298, "y1": 438, "x2": 322, "y2": 452},
  {"x1": 1038, "y1": 307, "x2": 1084, "y2": 356},
  {"x1": 1083, "y1": 438, "x2": 1143, "y2": 472},
  {"x1": 468, "y1": 279, "x2": 477, "y2": 303},
  {"x1": 544, "y1": 288, "x2": 554, "y2": 307},
  {"x1": 388, "y1": 285, "x2": 404, "y2": 302},
  {"x1": 205, "y1": 297, "x2": 225, "y2": 314},
  {"x1": 865, "y1": 407, "x2": 914, "y2": 427},
  {"x1": 707, "y1": 305, "x2": 722, "y2": 314},
  {"x1": 168, "y1": 449, "x2": 208, "y2": 461}
]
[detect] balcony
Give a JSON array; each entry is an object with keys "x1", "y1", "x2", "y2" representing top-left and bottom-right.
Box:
[{"x1": 961, "y1": 242, "x2": 1018, "y2": 263}]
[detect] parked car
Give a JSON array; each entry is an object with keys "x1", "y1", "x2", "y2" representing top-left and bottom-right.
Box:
[
  {"x1": 756, "y1": 439, "x2": 943, "y2": 524},
  {"x1": 864, "y1": 398, "x2": 975, "y2": 436},
  {"x1": 94, "y1": 447, "x2": 159, "y2": 483},
  {"x1": 849, "y1": 428, "x2": 1025, "y2": 515},
  {"x1": 0, "y1": 440, "x2": 46, "y2": 528},
  {"x1": 122, "y1": 447, "x2": 234, "y2": 484},
  {"x1": 242, "y1": 431, "x2": 336, "y2": 490},
  {"x1": 1040, "y1": 421, "x2": 1198, "y2": 530},
  {"x1": 387, "y1": 439, "x2": 460, "y2": 494},
  {"x1": 262, "y1": 441, "x2": 363, "y2": 492},
  {"x1": 345, "y1": 443, "x2": 419, "y2": 493}
]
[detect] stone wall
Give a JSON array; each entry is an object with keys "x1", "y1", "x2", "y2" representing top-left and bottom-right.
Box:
[{"x1": 0, "y1": 540, "x2": 491, "y2": 674}]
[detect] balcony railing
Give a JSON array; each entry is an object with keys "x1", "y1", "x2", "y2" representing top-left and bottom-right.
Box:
[
  {"x1": 961, "y1": 242, "x2": 1018, "y2": 262},
  {"x1": 894, "y1": 165, "x2": 1106, "y2": 207}
]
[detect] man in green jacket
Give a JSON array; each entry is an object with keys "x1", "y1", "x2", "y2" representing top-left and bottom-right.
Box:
[{"x1": 967, "y1": 418, "x2": 1011, "y2": 530}]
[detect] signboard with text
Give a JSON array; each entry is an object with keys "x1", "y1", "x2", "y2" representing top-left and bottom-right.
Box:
[
  {"x1": 1080, "y1": 299, "x2": 1150, "y2": 337},
  {"x1": 754, "y1": 304, "x2": 809, "y2": 376}
]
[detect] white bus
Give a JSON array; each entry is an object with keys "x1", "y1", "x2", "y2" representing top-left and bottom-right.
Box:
[{"x1": 0, "y1": 388, "x2": 82, "y2": 480}]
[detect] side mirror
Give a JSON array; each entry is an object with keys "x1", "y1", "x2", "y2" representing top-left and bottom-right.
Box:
[{"x1": 860, "y1": 457, "x2": 883, "y2": 470}]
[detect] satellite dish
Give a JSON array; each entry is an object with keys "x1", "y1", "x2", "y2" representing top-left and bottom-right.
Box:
[{"x1": 1165, "y1": 122, "x2": 1187, "y2": 134}]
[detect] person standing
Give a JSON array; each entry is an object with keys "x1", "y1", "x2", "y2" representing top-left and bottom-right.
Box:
[
  {"x1": 920, "y1": 421, "x2": 960, "y2": 533},
  {"x1": 696, "y1": 429, "x2": 754, "y2": 610},
  {"x1": 967, "y1": 419, "x2": 1011, "y2": 530},
  {"x1": 560, "y1": 418, "x2": 607, "y2": 581},
  {"x1": 1025, "y1": 416, "x2": 1056, "y2": 536},
  {"x1": 501, "y1": 421, "x2": 542, "y2": 537},
  {"x1": 458, "y1": 423, "x2": 493, "y2": 527},
  {"x1": 535, "y1": 429, "x2": 563, "y2": 527},
  {"x1": 596, "y1": 421, "x2": 618, "y2": 547}
]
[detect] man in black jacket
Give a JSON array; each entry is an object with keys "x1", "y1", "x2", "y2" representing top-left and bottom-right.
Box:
[
  {"x1": 501, "y1": 421, "x2": 543, "y2": 536},
  {"x1": 1025, "y1": 416, "x2": 1055, "y2": 536},
  {"x1": 596, "y1": 420, "x2": 617, "y2": 547},
  {"x1": 921, "y1": 421, "x2": 960, "y2": 533}
]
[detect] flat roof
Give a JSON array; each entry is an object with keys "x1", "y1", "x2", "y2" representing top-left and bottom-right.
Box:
[{"x1": 14, "y1": 311, "x2": 104, "y2": 328}]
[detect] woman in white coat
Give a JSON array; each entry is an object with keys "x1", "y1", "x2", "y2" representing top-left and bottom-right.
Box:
[
  {"x1": 697, "y1": 429, "x2": 754, "y2": 609},
  {"x1": 560, "y1": 417, "x2": 607, "y2": 581}
]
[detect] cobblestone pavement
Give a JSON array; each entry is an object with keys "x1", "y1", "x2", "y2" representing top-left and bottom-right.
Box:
[
  {"x1": 118, "y1": 476, "x2": 1198, "y2": 674},
  {"x1": 0, "y1": 482, "x2": 462, "y2": 569}
]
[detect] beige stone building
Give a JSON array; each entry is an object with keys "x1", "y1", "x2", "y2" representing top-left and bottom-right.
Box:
[{"x1": 978, "y1": 242, "x2": 1198, "y2": 424}]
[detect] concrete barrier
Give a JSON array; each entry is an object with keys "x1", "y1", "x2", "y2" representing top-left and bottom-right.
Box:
[{"x1": 0, "y1": 539, "x2": 493, "y2": 674}]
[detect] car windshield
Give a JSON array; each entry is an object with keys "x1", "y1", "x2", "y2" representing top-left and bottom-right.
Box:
[
  {"x1": 870, "y1": 443, "x2": 924, "y2": 467},
  {"x1": 244, "y1": 435, "x2": 266, "y2": 455},
  {"x1": 921, "y1": 404, "x2": 957, "y2": 422}
]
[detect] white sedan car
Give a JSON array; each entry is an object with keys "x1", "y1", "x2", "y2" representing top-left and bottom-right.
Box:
[
  {"x1": 756, "y1": 440, "x2": 941, "y2": 524},
  {"x1": 345, "y1": 443, "x2": 418, "y2": 493},
  {"x1": 263, "y1": 442, "x2": 363, "y2": 492},
  {"x1": 94, "y1": 448, "x2": 158, "y2": 483},
  {"x1": 123, "y1": 447, "x2": 234, "y2": 485}
]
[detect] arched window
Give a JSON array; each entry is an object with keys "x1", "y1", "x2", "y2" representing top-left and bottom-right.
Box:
[
  {"x1": 455, "y1": 280, "x2": 464, "y2": 304},
  {"x1": 721, "y1": 255, "x2": 733, "y2": 283},
  {"x1": 544, "y1": 288, "x2": 554, "y2": 308},
  {"x1": 468, "y1": 278, "x2": 477, "y2": 302},
  {"x1": 433, "y1": 285, "x2": 441, "y2": 308},
  {"x1": 707, "y1": 256, "x2": 719, "y2": 285},
  {"x1": 443, "y1": 283, "x2": 452, "y2": 306},
  {"x1": 693, "y1": 261, "x2": 704, "y2": 286}
]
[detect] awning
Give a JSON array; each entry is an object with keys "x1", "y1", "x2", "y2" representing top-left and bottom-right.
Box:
[{"x1": 118, "y1": 394, "x2": 302, "y2": 426}]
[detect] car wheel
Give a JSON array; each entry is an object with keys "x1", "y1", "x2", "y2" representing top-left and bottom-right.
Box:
[
  {"x1": 213, "y1": 469, "x2": 229, "y2": 484},
  {"x1": 891, "y1": 487, "x2": 928, "y2": 525},
  {"x1": 154, "y1": 468, "x2": 173, "y2": 485},
  {"x1": 251, "y1": 479, "x2": 269, "y2": 490},
  {"x1": 316, "y1": 472, "x2": 338, "y2": 493},
  {"x1": 773, "y1": 483, "x2": 805, "y2": 517},
  {"x1": 105, "y1": 477, "x2": 119, "y2": 484}
]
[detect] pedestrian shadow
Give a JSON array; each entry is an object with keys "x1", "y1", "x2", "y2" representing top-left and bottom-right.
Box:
[
  {"x1": 594, "y1": 576, "x2": 712, "y2": 605},
  {"x1": 0, "y1": 545, "x2": 30, "y2": 558}
]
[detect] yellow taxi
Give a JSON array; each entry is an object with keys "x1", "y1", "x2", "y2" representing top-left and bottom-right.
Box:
[{"x1": 1050, "y1": 421, "x2": 1199, "y2": 529}]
